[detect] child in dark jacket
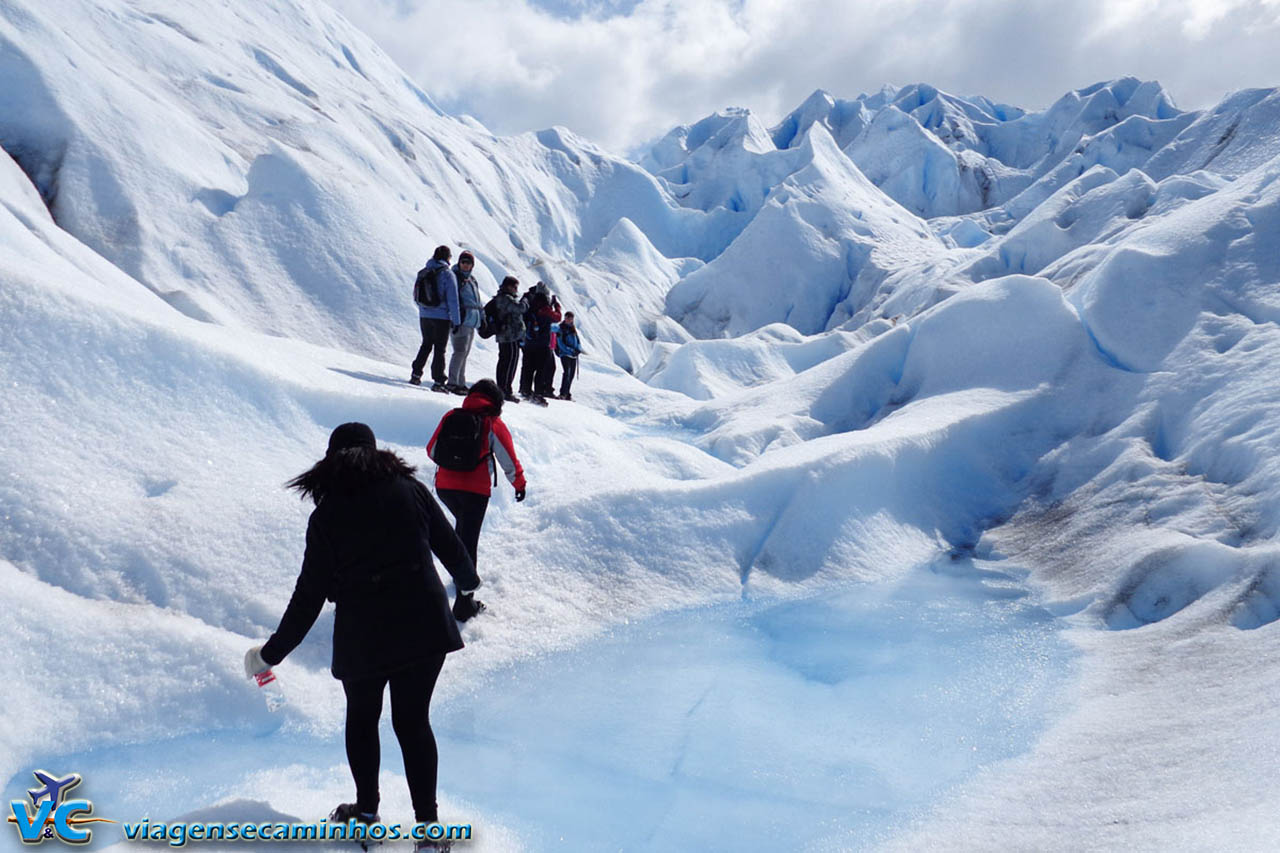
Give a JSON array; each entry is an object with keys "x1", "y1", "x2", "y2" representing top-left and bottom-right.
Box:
[{"x1": 555, "y1": 312, "x2": 584, "y2": 400}]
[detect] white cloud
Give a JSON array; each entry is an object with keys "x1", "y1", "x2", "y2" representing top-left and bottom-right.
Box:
[{"x1": 328, "y1": 0, "x2": 1280, "y2": 152}]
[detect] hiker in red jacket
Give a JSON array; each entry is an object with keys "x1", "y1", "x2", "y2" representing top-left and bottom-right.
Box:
[{"x1": 425, "y1": 379, "x2": 526, "y2": 621}]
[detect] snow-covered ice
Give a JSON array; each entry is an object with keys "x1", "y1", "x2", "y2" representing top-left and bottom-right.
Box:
[
  {"x1": 18, "y1": 559, "x2": 1069, "y2": 852},
  {"x1": 3, "y1": 0, "x2": 1280, "y2": 850}
]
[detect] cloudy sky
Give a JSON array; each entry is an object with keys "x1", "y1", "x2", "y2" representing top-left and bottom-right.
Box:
[{"x1": 330, "y1": 0, "x2": 1280, "y2": 153}]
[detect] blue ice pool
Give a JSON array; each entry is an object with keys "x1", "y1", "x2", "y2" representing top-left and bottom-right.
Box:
[
  {"x1": 5, "y1": 557, "x2": 1073, "y2": 851},
  {"x1": 432, "y1": 558, "x2": 1073, "y2": 850}
]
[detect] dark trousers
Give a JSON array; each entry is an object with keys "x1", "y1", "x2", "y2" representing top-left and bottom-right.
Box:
[
  {"x1": 342, "y1": 654, "x2": 446, "y2": 824},
  {"x1": 518, "y1": 345, "x2": 539, "y2": 395},
  {"x1": 496, "y1": 342, "x2": 521, "y2": 395},
  {"x1": 411, "y1": 318, "x2": 452, "y2": 384},
  {"x1": 536, "y1": 348, "x2": 556, "y2": 396},
  {"x1": 437, "y1": 489, "x2": 490, "y2": 569},
  {"x1": 559, "y1": 356, "x2": 578, "y2": 397}
]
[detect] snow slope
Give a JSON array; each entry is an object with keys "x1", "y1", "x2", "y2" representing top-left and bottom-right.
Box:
[
  {"x1": 4, "y1": 0, "x2": 1280, "y2": 850},
  {"x1": 0, "y1": 0, "x2": 737, "y2": 374}
]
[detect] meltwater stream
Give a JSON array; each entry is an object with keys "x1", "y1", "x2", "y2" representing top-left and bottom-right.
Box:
[{"x1": 8, "y1": 558, "x2": 1072, "y2": 852}]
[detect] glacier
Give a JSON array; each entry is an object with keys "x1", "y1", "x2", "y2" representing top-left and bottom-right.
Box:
[{"x1": 3, "y1": 0, "x2": 1280, "y2": 850}]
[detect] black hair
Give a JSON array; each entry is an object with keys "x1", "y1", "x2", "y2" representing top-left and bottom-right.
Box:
[
  {"x1": 432, "y1": 245, "x2": 452, "y2": 262},
  {"x1": 501, "y1": 275, "x2": 519, "y2": 290},
  {"x1": 286, "y1": 447, "x2": 417, "y2": 505},
  {"x1": 469, "y1": 378, "x2": 504, "y2": 415}
]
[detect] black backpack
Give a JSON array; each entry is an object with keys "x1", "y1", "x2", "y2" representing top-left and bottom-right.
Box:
[
  {"x1": 478, "y1": 297, "x2": 500, "y2": 339},
  {"x1": 414, "y1": 265, "x2": 444, "y2": 307},
  {"x1": 432, "y1": 409, "x2": 490, "y2": 471}
]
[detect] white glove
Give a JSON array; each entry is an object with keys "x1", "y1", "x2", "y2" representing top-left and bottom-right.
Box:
[{"x1": 244, "y1": 646, "x2": 271, "y2": 679}]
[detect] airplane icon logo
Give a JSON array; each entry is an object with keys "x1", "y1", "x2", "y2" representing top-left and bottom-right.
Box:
[
  {"x1": 26, "y1": 773, "x2": 81, "y2": 809},
  {"x1": 8, "y1": 769, "x2": 113, "y2": 845}
]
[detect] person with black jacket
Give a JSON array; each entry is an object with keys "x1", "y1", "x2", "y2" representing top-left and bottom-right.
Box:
[
  {"x1": 518, "y1": 282, "x2": 561, "y2": 405},
  {"x1": 488, "y1": 276, "x2": 526, "y2": 403},
  {"x1": 244, "y1": 423, "x2": 477, "y2": 846}
]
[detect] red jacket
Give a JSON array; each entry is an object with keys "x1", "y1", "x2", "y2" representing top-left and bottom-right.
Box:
[{"x1": 427, "y1": 392, "x2": 526, "y2": 496}]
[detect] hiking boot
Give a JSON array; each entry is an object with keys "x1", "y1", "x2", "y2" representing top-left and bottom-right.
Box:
[
  {"x1": 431, "y1": 382, "x2": 449, "y2": 393},
  {"x1": 329, "y1": 804, "x2": 381, "y2": 849},
  {"x1": 408, "y1": 375, "x2": 422, "y2": 386},
  {"x1": 504, "y1": 392, "x2": 522, "y2": 403},
  {"x1": 446, "y1": 383, "x2": 469, "y2": 396},
  {"x1": 560, "y1": 393, "x2": 572, "y2": 401},
  {"x1": 329, "y1": 803, "x2": 378, "y2": 823}
]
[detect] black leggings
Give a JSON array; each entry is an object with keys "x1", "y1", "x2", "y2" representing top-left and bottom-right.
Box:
[
  {"x1": 342, "y1": 655, "x2": 446, "y2": 823},
  {"x1": 437, "y1": 489, "x2": 490, "y2": 569}
]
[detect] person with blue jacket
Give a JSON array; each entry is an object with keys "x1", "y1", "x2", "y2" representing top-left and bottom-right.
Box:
[
  {"x1": 555, "y1": 312, "x2": 584, "y2": 400},
  {"x1": 410, "y1": 245, "x2": 461, "y2": 392},
  {"x1": 446, "y1": 251, "x2": 483, "y2": 395}
]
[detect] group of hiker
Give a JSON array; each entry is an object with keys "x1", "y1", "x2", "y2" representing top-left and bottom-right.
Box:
[
  {"x1": 244, "y1": 246, "x2": 576, "y2": 851},
  {"x1": 410, "y1": 245, "x2": 584, "y2": 406}
]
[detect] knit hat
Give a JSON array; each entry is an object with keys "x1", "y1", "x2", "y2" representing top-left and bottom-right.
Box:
[
  {"x1": 327, "y1": 422, "x2": 376, "y2": 455},
  {"x1": 458, "y1": 251, "x2": 475, "y2": 265}
]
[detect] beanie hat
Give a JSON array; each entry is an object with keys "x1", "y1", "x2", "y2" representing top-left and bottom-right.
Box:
[
  {"x1": 327, "y1": 422, "x2": 376, "y2": 455},
  {"x1": 458, "y1": 251, "x2": 475, "y2": 264}
]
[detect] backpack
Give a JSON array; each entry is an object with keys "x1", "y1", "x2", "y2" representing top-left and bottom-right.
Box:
[
  {"x1": 431, "y1": 409, "x2": 490, "y2": 471},
  {"x1": 414, "y1": 265, "x2": 444, "y2": 307},
  {"x1": 478, "y1": 297, "x2": 500, "y2": 339}
]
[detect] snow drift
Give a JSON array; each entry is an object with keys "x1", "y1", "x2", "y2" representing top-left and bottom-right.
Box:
[{"x1": 4, "y1": 0, "x2": 1280, "y2": 848}]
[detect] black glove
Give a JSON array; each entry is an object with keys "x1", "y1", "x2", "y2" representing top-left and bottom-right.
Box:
[
  {"x1": 451, "y1": 324, "x2": 460, "y2": 334},
  {"x1": 515, "y1": 488, "x2": 526, "y2": 502},
  {"x1": 453, "y1": 592, "x2": 486, "y2": 623}
]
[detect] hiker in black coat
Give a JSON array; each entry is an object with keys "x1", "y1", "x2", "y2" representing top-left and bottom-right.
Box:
[{"x1": 245, "y1": 422, "x2": 478, "y2": 832}]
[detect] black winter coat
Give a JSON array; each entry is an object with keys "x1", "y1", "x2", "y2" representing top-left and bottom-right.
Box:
[{"x1": 261, "y1": 474, "x2": 478, "y2": 680}]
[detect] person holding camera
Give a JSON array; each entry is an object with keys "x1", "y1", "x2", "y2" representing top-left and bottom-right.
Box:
[{"x1": 519, "y1": 282, "x2": 561, "y2": 405}]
